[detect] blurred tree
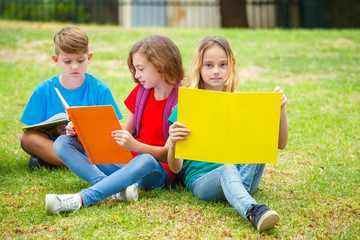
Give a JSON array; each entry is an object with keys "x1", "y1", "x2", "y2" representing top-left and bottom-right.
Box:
[
  {"x1": 220, "y1": 0, "x2": 249, "y2": 27},
  {"x1": 324, "y1": 0, "x2": 360, "y2": 28}
]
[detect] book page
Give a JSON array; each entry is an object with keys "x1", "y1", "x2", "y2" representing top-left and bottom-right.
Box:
[
  {"x1": 228, "y1": 92, "x2": 281, "y2": 163},
  {"x1": 54, "y1": 87, "x2": 132, "y2": 164},
  {"x1": 68, "y1": 105, "x2": 133, "y2": 164},
  {"x1": 176, "y1": 88, "x2": 228, "y2": 163},
  {"x1": 176, "y1": 88, "x2": 281, "y2": 164},
  {"x1": 22, "y1": 112, "x2": 69, "y2": 132}
]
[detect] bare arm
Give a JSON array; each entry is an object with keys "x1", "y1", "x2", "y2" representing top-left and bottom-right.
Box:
[
  {"x1": 123, "y1": 112, "x2": 135, "y2": 135},
  {"x1": 112, "y1": 112, "x2": 168, "y2": 162},
  {"x1": 274, "y1": 87, "x2": 288, "y2": 149},
  {"x1": 167, "y1": 122, "x2": 190, "y2": 174}
]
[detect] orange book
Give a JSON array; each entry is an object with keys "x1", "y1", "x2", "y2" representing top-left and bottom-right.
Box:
[{"x1": 55, "y1": 88, "x2": 133, "y2": 164}]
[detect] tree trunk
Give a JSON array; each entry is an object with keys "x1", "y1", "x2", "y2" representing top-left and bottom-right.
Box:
[{"x1": 220, "y1": 0, "x2": 249, "y2": 27}]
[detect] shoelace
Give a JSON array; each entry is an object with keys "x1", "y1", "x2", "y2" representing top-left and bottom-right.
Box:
[{"x1": 59, "y1": 195, "x2": 82, "y2": 213}]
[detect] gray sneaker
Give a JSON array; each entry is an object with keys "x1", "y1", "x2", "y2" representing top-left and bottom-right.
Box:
[
  {"x1": 45, "y1": 194, "x2": 82, "y2": 214},
  {"x1": 111, "y1": 183, "x2": 139, "y2": 202}
]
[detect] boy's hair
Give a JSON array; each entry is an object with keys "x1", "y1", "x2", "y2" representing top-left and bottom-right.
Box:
[
  {"x1": 54, "y1": 26, "x2": 89, "y2": 55},
  {"x1": 127, "y1": 34, "x2": 184, "y2": 86},
  {"x1": 184, "y1": 35, "x2": 239, "y2": 93}
]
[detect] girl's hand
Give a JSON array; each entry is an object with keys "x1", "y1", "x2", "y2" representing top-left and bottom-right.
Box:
[
  {"x1": 111, "y1": 130, "x2": 135, "y2": 151},
  {"x1": 66, "y1": 122, "x2": 77, "y2": 137},
  {"x1": 169, "y1": 122, "x2": 191, "y2": 143},
  {"x1": 274, "y1": 86, "x2": 288, "y2": 108}
]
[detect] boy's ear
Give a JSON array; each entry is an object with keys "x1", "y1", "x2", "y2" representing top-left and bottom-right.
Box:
[
  {"x1": 88, "y1": 52, "x2": 93, "y2": 61},
  {"x1": 52, "y1": 54, "x2": 58, "y2": 64}
]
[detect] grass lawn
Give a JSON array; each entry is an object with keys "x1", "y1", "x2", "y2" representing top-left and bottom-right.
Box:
[{"x1": 0, "y1": 21, "x2": 359, "y2": 239}]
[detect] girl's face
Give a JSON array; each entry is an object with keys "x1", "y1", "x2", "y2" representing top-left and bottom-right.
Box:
[
  {"x1": 200, "y1": 44, "x2": 228, "y2": 92},
  {"x1": 132, "y1": 52, "x2": 163, "y2": 89}
]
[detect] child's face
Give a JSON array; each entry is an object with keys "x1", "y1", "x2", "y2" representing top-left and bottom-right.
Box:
[
  {"x1": 132, "y1": 52, "x2": 163, "y2": 89},
  {"x1": 200, "y1": 44, "x2": 228, "y2": 92},
  {"x1": 52, "y1": 50, "x2": 92, "y2": 83}
]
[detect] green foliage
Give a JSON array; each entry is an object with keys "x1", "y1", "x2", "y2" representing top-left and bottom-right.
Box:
[
  {"x1": 0, "y1": 21, "x2": 359, "y2": 239},
  {"x1": 0, "y1": 1, "x2": 89, "y2": 22}
]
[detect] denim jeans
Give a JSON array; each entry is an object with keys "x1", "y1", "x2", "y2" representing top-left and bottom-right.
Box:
[
  {"x1": 235, "y1": 163, "x2": 265, "y2": 195},
  {"x1": 53, "y1": 135, "x2": 170, "y2": 206},
  {"x1": 189, "y1": 163, "x2": 265, "y2": 220}
]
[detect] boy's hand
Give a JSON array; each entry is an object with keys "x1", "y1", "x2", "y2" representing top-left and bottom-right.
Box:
[
  {"x1": 111, "y1": 130, "x2": 135, "y2": 151},
  {"x1": 169, "y1": 122, "x2": 190, "y2": 143},
  {"x1": 274, "y1": 86, "x2": 288, "y2": 108},
  {"x1": 56, "y1": 123, "x2": 66, "y2": 136},
  {"x1": 66, "y1": 122, "x2": 77, "y2": 137}
]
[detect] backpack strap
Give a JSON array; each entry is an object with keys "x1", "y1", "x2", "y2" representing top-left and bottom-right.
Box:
[
  {"x1": 134, "y1": 83, "x2": 182, "y2": 141},
  {"x1": 134, "y1": 85, "x2": 151, "y2": 139},
  {"x1": 163, "y1": 83, "x2": 182, "y2": 141}
]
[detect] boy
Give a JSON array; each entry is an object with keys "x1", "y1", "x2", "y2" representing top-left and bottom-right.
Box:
[{"x1": 20, "y1": 26, "x2": 122, "y2": 169}]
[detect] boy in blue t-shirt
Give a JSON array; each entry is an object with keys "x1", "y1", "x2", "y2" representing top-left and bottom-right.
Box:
[{"x1": 20, "y1": 26, "x2": 122, "y2": 169}]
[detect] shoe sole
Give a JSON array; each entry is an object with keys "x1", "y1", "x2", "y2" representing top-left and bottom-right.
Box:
[
  {"x1": 257, "y1": 210, "x2": 280, "y2": 232},
  {"x1": 125, "y1": 184, "x2": 139, "y2": 202},
  {"x1": 45, "y1": 194, "x2": 58, "y2": 214}
]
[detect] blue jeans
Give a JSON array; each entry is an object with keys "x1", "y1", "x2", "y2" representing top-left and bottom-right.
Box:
[
  {"x1": 235, "y1": 163, "x2": 265, "y2": 195},
  {"x1": 53, "y1": 135, "x2": 170, "y2": 206},
  {"x1": 189, "y1": 163, "x2": 265, "y2": 220}
]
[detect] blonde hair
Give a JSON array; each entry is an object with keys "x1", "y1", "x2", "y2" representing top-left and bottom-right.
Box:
[
  {"x1": 127, "y1": 34, "x2": 184, "y2": 86},
  {"x1": 54, "y1": 26, "x2": 89, "y2": 55},
  {"x1": 184, "y1": 35, "x2": 239, "y2": 93}
]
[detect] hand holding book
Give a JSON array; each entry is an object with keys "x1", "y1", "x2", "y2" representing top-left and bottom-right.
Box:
[
  {"x1": 65, "y1": 121, "x2": 77, "y2": 137},
  {"x1": 111, "y1": 130, "x2": 137, "y2": 152}
]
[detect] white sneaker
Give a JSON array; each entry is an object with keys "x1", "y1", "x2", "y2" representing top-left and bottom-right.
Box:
[
  {"x1": 111, "y1": 183, "x2": 139, "y2": 202},
  {"x1": 45, "y1": 194, "x2": 82, "y2": 214}
]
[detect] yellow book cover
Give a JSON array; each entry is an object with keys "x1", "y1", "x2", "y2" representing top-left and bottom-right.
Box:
[
  {"x1": 55, "y1": 88, "x2": 133, "y2": 164},
  {"x1": 176, "y1": 88, "x2": 281, "y2": 164}
]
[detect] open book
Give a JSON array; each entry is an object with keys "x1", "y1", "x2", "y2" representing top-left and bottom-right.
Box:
[
  {"x1": 22, "y1": 112, "x2": 69, "y2": 132},
  {"x1": 176, "y1": 88, "x2": 282, "y2": 164},
  {"x1": 55, "y1": 88, "x2": 133, "y2": 164}
]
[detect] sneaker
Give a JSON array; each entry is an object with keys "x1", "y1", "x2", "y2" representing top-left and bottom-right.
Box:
[
  {"x1": 111, "y1": 183, "x2": 139, "y2": 202},
  {"x1": 246, "y1": 204, "x2": 280, "y2": 232},
  {"x1": 29, "y1": 155, "x2": 59, "y2": 170},
  {"x1": 45, "y1": 194, "x2": 82, "y2": 214}
]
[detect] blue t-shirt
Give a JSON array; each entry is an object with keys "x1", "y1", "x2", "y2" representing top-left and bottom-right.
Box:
[
  {"x1": 168, "y1": 106, "x2": 223, "y2": 190},
  {"x1": 20, "y1": 73, "x2": 123, "y2": 125}
]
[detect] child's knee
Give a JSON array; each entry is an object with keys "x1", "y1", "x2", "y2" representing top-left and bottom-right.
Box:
[
  {"x1": 131, "y1": 154, "x2": 158, "y2": 169},
  {"x1": 222, "y1": 163, "x2": 238, "y2": 173},
  {"x1": 20, "y1": 130, "x2": 35, "y2": 144},
  {"x1": 137, "y1": 153, "x2": 156, "y2": 163},
  {"x1": 53, "y1": 135, "x2": 70, "y2": 153},
  {"x1": 20, "y1": 130, "x2": 47, "y2": 147}
]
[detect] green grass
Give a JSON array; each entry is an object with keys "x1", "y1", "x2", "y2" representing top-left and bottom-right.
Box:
[{"x1": 1, "y1": 20, "x2": 359, "y2": 239}]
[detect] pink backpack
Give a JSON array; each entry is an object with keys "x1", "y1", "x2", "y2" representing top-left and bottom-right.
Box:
[{"x1": 134, "y1": 83, "x2": 181, "y2": 141}]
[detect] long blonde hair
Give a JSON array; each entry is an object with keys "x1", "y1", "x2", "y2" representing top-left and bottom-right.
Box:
[{"x1": 184, "y1": 36, "x2": 239, "y2": 93}]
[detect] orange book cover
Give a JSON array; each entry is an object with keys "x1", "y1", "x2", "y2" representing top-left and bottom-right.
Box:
[{"x1": 55, "y1": 88, "x2": 133, "y2": 164}]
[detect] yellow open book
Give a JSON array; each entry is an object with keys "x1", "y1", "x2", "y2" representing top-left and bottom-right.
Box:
[
  {"x1": 55, "y1": 88, "x2": 133, "y2": 164},
  {"x1": 176, "y1": 88, "x2": 281, "y2": 164}
]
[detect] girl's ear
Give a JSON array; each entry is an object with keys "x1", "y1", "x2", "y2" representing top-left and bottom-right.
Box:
[{"x1": 233, "y1": 59, "x2": 236, "y2": 66}]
